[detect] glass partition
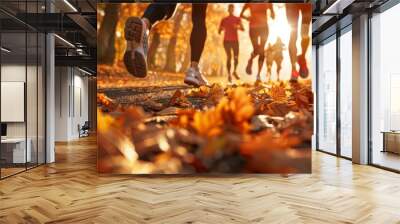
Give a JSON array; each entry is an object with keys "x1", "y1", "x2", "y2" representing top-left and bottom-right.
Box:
[
  {"x1": 1, "y1": 31, "x2": 28, "y2": 178},
  {"x1": 317, "y1": 36, "x2": 337, "y2": 154},
  {"x1": 339, "y1": 28, "x2": 352, "y2": 158},
  {"x1": 0, "y1": 0, "x2": 46, "y2": 179},
  {"x1": 38, "y1": 32, "x2": 45, "y2": 165},
  {"x1": 27, "y1": 30, "x2": 38, "y2": 169},
  {"x1": 371, "y1": 4, "x2": 400, "y2": 171}
]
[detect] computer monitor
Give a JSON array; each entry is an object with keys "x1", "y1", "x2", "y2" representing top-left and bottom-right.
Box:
[{"x1": 1, "y1": 123, "x2": 7, "y2": 137}]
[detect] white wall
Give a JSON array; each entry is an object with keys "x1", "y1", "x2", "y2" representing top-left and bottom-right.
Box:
[
  {"x1": 352, "y1": 14, "x2": 369, "y2": 164},
  {"x1": 46, "y1": 33, "x2": 56, "y2": 163},
  {"x1": 55, "y1": 67, "x2": 89, "y2": 141}
]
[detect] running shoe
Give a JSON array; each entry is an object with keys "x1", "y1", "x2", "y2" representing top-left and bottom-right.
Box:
[
  {"x1": 246, "y1": 58, "x2": 253, "y2": 75},
  {"x1": 232, "y1": 71, "x2": 240, "y2": 80},
  {"x1": 184, "y1": 67, "x2": 209, "y2": 87},
  {"x1": 290, "y1": 70, "x2": 299, "y2": 82},
  {"x1": 228, "y1": 74, "x2": 233, "y2": 84},
  {"x1": 124, "y1": 17, "x2": 148, "y2": 78},
  {"x1": 297, "y1": 55, "x2": 309, "y2": 78}
]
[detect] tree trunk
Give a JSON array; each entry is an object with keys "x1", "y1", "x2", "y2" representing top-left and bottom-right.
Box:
[
  {"x1": 97, "y1": 4, "x2": 120, "y2": 65},
  {"x1": 148, "y1": 31, "x2": 161, "y2": 69},
  {"x1": 179, "y1": 46, "x2": 190, "y2": 73},
  {"x1": 164, "y1": 8, "x2": 184, "y2": 72}
]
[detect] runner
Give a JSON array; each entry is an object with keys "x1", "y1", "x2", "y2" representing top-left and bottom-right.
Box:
[
  {"x1": 219, "y1": 4, "x2": 244, "y2": 83},
  {"x1": 286, "y1": 4, "x2": 311, "y2": 82},
  {"x1": 272, "y1": 37, "x2": 285, "y2": 81},
  {"x1": 123, "y1": 3, "x2": 209, "y2": 87},
  {"x1": 265, "y1": 43, "x2": 274, "y2": 82},
  {"x1": 265, "y1": 37, "x2": 285, "y2": 82},
  {"x1": 240, "y1": 3, "x2": 274, "y2": 83}
]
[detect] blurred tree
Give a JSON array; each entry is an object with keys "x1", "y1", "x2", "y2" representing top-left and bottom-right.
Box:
[
  {"x1": 179, "y1": 46, "x2": 190, "y2": 73},
  {"x1": 164, "y1": 6, "x2": 185, "y2": 72},
  {"x1": 148, "y1": 29, "x2": 161, "y2": 69},
  {"x1": 98, "y1": 4, "x2": 120, "y2": 64}
]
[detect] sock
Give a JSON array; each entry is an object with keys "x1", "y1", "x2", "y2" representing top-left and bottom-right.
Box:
[{"x1": 191, "y1": 61, "x2": 199, "y2": 70}]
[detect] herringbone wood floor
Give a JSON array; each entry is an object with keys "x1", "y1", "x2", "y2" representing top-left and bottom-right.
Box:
[{"x1": 1, "y1": 136, "x2": 400, "y2": 224}]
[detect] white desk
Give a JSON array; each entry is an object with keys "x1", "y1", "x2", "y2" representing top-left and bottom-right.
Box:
[{"x1": 1, "y1": 138, "x2": 31, "y2": 163}]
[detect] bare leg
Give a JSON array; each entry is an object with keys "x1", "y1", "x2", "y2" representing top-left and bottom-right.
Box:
[
  {"x1": 247, "y1": 28, "x2": 259, "y2": 75},
  {"x1": 257, "y1": 33, "x2": 267, "y2": 80},
  {"x1": 232, "y1": 41, "x2": 240, "y2": 80},
  {"x1": 300, "y1": 6, "x2": 311, "y2": 58},
  {"x1": 223, "y1": 41, "x2": 232, "y2": 82},
  {"x1": 298, "y1": 5, "x2": 312, "y2": 78},
  {"x1": 276, "y1": 59, "x2": 282, "y2": 81},
  {"x1": 266, "y1": 65, "x2": 272, "y2": 82},
  {"x1": 286, "y1": 6, "x2": 299, "y2": 80}
]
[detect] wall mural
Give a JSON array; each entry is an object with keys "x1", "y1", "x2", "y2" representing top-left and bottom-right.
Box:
[{"x1": 97, "y1": 3, "x2": 313, "y2": 174}]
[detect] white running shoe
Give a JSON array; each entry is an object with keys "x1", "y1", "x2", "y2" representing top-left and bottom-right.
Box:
[
  {"x1": 184, "y1": 67, "x2": 209, "y2": 87},
  {"x1": 124, "y1": 17, "x2": 148, "y2": 78}
]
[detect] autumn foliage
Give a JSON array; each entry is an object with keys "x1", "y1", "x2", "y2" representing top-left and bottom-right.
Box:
[{"x1": 98, "y1": 81, "x2": 312, "y2": 174}]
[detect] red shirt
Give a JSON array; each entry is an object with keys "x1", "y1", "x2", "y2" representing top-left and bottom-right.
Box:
[{"x1": 220, "y1": 15, "x2": 241, "y2": 42}]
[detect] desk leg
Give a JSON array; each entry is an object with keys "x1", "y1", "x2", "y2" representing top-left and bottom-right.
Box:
[{"x1": 382, "y1": 133, "x2": 386, "y2": 153}]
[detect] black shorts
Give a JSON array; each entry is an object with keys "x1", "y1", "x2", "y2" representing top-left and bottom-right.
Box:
[{"x1": 223, "y1": 41, "x2": 239, "y2": 57}]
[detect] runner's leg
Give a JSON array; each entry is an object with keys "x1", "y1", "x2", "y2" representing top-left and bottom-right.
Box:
[
  {"x1": 246, "y1": 28, "x2": 258, "y2": 75},
  {"x1": 184, "y1": 3, "x2": 209, "y2": 86},
  {"x1": 232, "y1": 41, "x2": 240, "y2": 79},
  {"x1": 276, "y1": 57, "x2": 283, "y2": 81},
  {"x1": 286, "y1": 5, "x2": 300, "y2": 80},
  {"x1": 224, "y1": 41, "x2": 232, "y2": 75},
  {"x1": 298, "y1": 5, "x2": 312, "y2": 78},
  {"x1": 142, "y1": 3, "x2": 178, "y2": 28},
  {"x1": 257, "y1": 27, "x2": 267, "y2": 80},
  {"x1": 124, "y1": 4, "x2": 177, "y2": 77},
  {"x1": 190, "y1": 3, "x2": 207, "y2": 64}
]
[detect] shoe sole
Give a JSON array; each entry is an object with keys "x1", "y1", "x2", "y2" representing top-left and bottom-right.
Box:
[
  {"x1": 246, "y1": 65, "x2": 252, "y2": 75},
  {"x1": 297, "y1": 55, "x2": 309, "y2": 78},
  {"x1": 124, "y1": 17, "x2": 147, "y2": 78},
  {"x1": 124, "y1": 51, "x2": 147, "y2": 78},
  {"x1": 184, "y1": 78, "x2": 200, "y2": 87},
  {"x1": 299, "y1": 67, "x2": 309, "y2": 78}
]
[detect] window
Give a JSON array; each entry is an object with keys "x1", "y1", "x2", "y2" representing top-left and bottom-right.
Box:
[
  {"x1": 371, "y1": 3, "x2": 400, "y2": 171},
  {"x1": 0, "y1": 1, "x2": 47, "y2": 179},
  {"x1": 317, "y1": 36, "x2": 337, "y2": 154},
  {"x1": 339, "y1": 28, "x2": 352, "y2": 158}
]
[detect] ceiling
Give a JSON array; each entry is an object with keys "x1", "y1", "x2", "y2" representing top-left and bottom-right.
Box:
[
  {"x1": 312, "y1": 0, "x2": 390, "y2": 43},
  {"x1": 0, "y1": 0, "x2": 96, "y2": 74}
]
